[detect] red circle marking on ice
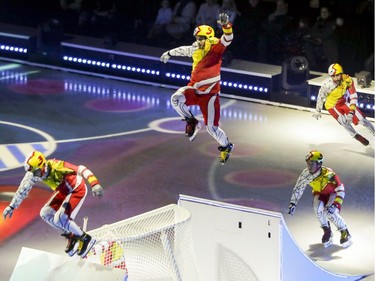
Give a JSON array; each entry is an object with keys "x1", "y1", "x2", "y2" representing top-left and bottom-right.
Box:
[
  {"x1": 85, "y1": 98, "x2": 152, "y2": 112},
  {"x1": 224, "y1": 169, "x2": 296, "y2": 188},
  {"x1": 9, "y1": 80, "x2": 65, "y2": 95}
]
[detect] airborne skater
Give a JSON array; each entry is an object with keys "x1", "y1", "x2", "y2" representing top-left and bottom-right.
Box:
[
  {"x1": 2, "y1": 151, "x2": 103, "y2": 257},
  {"x1": 160, "y1": 13, "x2": 234, "y2": 164},
  {"x1": 288, "y1": 150, "x2": 352, "y2": 248}
]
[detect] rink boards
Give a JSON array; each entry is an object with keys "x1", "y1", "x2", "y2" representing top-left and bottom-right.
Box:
[
  {"x1": 178, "y1": 194, "x2": 367, "y2": 281},
  {"x1": 10, "y1": 196, "x2": 368, "y2": 281}
]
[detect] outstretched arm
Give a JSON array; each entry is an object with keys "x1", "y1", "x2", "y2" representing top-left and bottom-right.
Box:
[
  {"x1": 160, "y1": 44, "x2": 198, "y2": 63},
  {"x1": 3, "y1": 172, "x2": 36, "y2": 219},
  {"x1": 288, "y1": 169, "x2": 311, "y2": 215},
  {"x1": 218, "y1": 13, "x2": 233, "y2": 47},
  {"x1": 77, "y1": 165, "x2": 103, "y2": 198}
]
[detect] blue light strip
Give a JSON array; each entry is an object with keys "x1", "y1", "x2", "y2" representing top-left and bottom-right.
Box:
[
  {"x1": 165, "y1": 72, "x2": 268, "y2": 93},
  {"x1": 0, "y1": 44, "x2": 27, "y2": 53},
  {"x1": 62, "y1": 56, "x2": 160, "y2": 76}
]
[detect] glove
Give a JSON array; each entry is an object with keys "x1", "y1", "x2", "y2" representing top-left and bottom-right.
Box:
[
  {"x1": 312, "y1": 110, "x2": 321, "y2": 120},
  {"x1": 3, "y1": 206, "x2": 14, "y2": 220},
  {"x1": 327, "y1": 204, "x2": 338, "y2": 214},
  {"x1": 347, "y1": 111, "x2": 354, "y2": 123},
  {"x1": 288, "y1": 203, "x2": 296, "y2": 215},
  {"x1": 217, "y1": 13, "x2": 229, "y2": 26},
  {"x1": 160, "y1": 51, "x2": 170, "y2": 63},
  {"x1": 92, "y1": 184, "x2": 104, "y2": 198}
]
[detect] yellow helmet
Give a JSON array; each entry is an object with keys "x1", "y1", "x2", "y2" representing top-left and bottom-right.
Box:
[
  {"x1": 193, "y1": 25, "x2": 215, "y2": 38},
  {"x1": 305, "y1": 150, "x2": 324, "y2": 164},
  {"x1": 24, "y1": 151, "x2": 46, "y2": 172},
  {"x1": 328, "y1": 63, "x2": 343, "y2": 76}
]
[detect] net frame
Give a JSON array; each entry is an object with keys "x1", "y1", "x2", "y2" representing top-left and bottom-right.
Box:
[{"x1": 85, "y1": 204, "x2": 202, "y2": 281}]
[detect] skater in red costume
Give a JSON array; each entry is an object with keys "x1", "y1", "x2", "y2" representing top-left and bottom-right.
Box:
[
  {"x1": 2, "y1": 151, "x2": 103, "y2": 257},
  {"x1": 160, "y1": 13, "x2": 234, "y2": 164},
  {"x1": 313, "y1": 63, "x2": 374, "y2": 146},
  {"x1": 288, "y1": 150, "x2": 352, "y2": 248}
]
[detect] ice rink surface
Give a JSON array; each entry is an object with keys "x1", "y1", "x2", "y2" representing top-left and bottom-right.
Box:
[{"x1": 0, "y1": 62, "x2": 373, "y2": 280}]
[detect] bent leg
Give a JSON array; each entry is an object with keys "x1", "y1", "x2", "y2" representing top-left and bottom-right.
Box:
[{"x1": 170, "y1": 86, "x2": 196, "y2": 119}]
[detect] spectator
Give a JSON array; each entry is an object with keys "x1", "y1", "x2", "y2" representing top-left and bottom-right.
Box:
[
  {"x1": 216, "y1": 0, "x2": 240, "y2": 33},
  {"x1": 303, "y1": 6, "x2": 339, "y2": 71},
  {"x1": 59, "y1": 0, "x2": 83, "y2": 33},
  {"x1": 166, "y1": 0, "x2": 197, "y2": 41},
  {"x1": 91, "y1": 0, "x2": 118, "y2": 37},
  {"x1": 257, "y1": 0, "x2": 295, "y2": 64},
  {"x1": 195, "y1": 0, "x2": 220, "y2": 28},
  {"x1": 147, "y1": 0, "x2": 173, "y2": 41},
  {"x1": 231, "y1": 0, "x2": 272, "y2": 61}
]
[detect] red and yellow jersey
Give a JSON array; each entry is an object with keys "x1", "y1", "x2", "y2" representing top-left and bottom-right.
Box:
[
  {"x1": 9, "y1": 159, "x2": 99, "y2": 209},
  {"x1": 43, "y1": 159, "x2": 99, "y2": 191},
  {"x1": 316, "y1": 74, "x2": 358, "y2": 111},
  {"x1": 309, "y1": 167, "x2": 340, "y2": 195},
  {"x1": 290, "y1": 166, "x2": 345, "y2": 208},
  {"x1": 168, "y1": 24, "x2": 233, "y2": 95}
]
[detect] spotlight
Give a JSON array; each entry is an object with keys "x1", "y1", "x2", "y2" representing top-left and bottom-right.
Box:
[{"x1": 355, "y1": 71, "x2": 371, "y2": 88}]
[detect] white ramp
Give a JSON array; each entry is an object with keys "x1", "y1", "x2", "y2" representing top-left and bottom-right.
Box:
[
  {"x1": 10, "y1": 247, "x2": 127, "y2": 281},
  {"x1": 178, "y1": 194, "x2": 366, "y2": 281}
]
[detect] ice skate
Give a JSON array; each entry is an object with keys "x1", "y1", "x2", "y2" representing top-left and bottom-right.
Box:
[
  {"x1": 354, "y1": 133, "x2": 369, "y2": 146},
  {"x1": 340, "y1": 229, "x2": 353, "y2": 248},
  {"x1": 218, "y1": 142, "x2": 234, "y2": 165},
  {"x1": 184, "y1": 117, "x2": 201, "y2": 141},
  {"x1": 321, "y1": 223, "x2": 333, "y2": 248},
  {"x1": 77, "y1": 233, "x2": 96, "y2": 258},
  {"x1": 61, "y1": 232, "x2": 79, "y2": 257}
]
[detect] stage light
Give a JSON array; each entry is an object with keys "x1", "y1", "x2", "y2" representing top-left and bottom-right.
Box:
[
  {"x1": 355, "y1": 71, "x2": 371, "y2": 88},
  {"x1": 281, "y1": 56, "x2": 309, "y2": 92}
]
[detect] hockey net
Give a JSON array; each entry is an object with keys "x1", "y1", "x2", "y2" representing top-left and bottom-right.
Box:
[{"x1": 85, "y1": 204, "x2": 202, "y2": 281}]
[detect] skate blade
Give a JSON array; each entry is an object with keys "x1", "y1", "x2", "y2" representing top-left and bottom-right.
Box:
[
  {"x1": 341, "y1": 239, "x2": 353, "y2": 248},
  {"x1": 188, "y1": 123, "x2": 201, "y2": 141},
  {"x1": 66, "y1": 242, "x2": 79, "y2": 257},
  {"x1": 79, "y1": 239, "x2": 96, "y2": 258},
  {"x1": 323, "y1": 239, "x2": 333, "y2": 248}
]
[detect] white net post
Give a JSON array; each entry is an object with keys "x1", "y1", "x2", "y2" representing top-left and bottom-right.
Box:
[{"x1": 85, "y1": 204, "x2": 202, "y2": 281}]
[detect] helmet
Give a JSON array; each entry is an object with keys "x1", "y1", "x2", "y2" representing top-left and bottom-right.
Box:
[
  {"x1": 305, "y1": 150, "x2": 324, "y2": 164},
  {"x1": 328, "y1": 63, "x2": 343, "y2": 76},
  {"x1": 24, "y1": 151, "x2": 46, "y2": 172},
  {"x1": 193, "y1": 25, "x2": 215, "y2": 39}
]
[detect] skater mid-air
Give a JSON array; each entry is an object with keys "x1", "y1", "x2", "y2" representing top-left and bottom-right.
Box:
[
  {"x1": 288, "y1": 150, "x2": 352, "y2": 248},
  {"x1": 2, "y1": 151, "x2": 103, "y2": 257},
  {"x1": 160, "y1": 13, "x2": 234, "y2": 164}
]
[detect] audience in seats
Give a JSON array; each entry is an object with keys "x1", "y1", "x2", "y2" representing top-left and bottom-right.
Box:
[
  {"x1": 195, "y1": 0, "x2": 220, "y2": 30},
  {"x1": 0, "y1": 0, "x2": 373, "y2": 77},
  {"x1": 216, "y1": 0, "x2": 240, "y2": 34},
  {"x1": 166, "y1": 0, "x2": 197, "y2": 41},
  {"x1": 256, "y1": 0, "x2": 295, "y2": 64},
  {"x1": 59, "y1": 0, "x2": 83, "y2": 33},
  {"x1": 147, "y1": 0, "x2": 173, "y2": 41},
  {"x1": 232, "y1": 0, "x2": 272, "y2": 62},
  {"x1": 303, "y1": 6, "x2": 339, "y2": 72}
]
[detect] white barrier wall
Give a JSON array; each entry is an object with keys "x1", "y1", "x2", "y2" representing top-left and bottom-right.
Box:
[
  {"x1": 10, "y1": 247, "x2": 127, "y2": 281},
  {"x1": 178, "y1": 195, "x2": 282, "y2": 281},
  {"x1": 178, "y1": 194, "x2": 363, "y2": 281}
]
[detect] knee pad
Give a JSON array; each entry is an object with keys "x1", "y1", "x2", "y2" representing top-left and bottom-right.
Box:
[
  {"x1": 171, "y1": 90, "x2": 186, "y2": 106},
  {"x1": 337, "y1": 114, "x2": 348, "y2": 126},
  {"x1": 205, "y1": 125, "x2": 217, "y2": 137},
  {"x1": 40, "y1": 206, "x2": 54, "y2": 222}
]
